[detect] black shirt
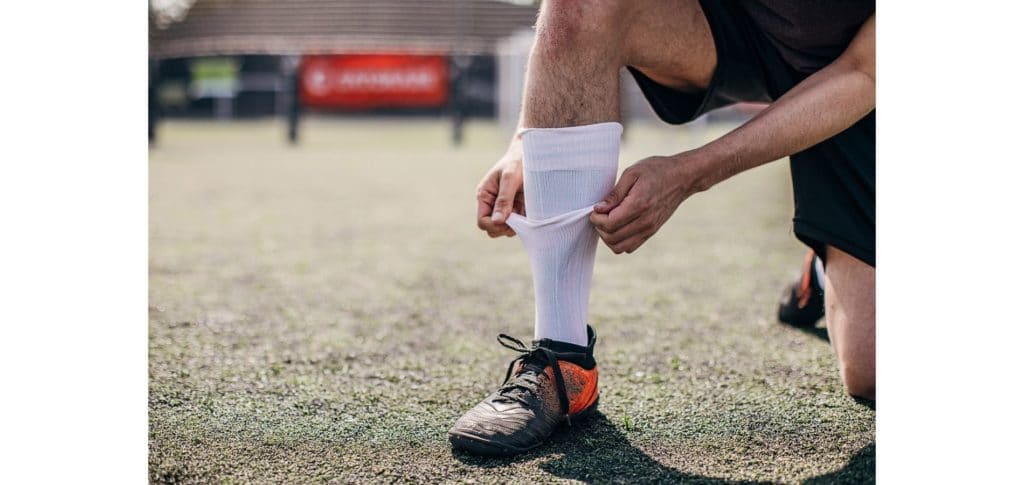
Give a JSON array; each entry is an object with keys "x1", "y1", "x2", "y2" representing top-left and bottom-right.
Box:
[{"x1": 738, "y1": 0, "x2": 875, "y2": 74}]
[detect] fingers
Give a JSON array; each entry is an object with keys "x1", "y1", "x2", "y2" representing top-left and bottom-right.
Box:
[
  {"x1": 593, "y1": 169, "x2": 639, "y2": 214},
  {"x1": 475, "y1": 167, "x2": 521, "y2": 238},
  {"x1": 607, "y1": 233, "x2": 652, "y2": 254},
  {"x1": 491, "y1": 169, "x2": 522, "y2": 224},
  {"x1": 512, "y1": 191, "x2": 526, "y2": 216},
  {"x1": 590, "y1": 165, "x2": 660, "y2": 253},
  {"x1": 591, "y1": 193, "x2": 643, "y2": 234},
  {"x1": 476, "y1": 182, "x2": 495, "y2": 221},
  {"x1": 491, "y1": 227, "x2": 516, "y2": 238},
  {"x1": 595, "y1": 216, "x2": 652, "y2": 247},
  {"x1": 479, "y1": 218, "x2": 515, "y2": 237},
  {"x1": 595, "y1": 216, "x2": 655, "y2": 254},
  {"x1": 591, "y1": 168, "x2": 644, "y2": 234},
  {"x1": 476, "y1": 188, "x2": 515, "y2": 237}
]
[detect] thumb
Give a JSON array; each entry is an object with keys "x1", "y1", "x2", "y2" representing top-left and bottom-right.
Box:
[
  {"x1": 593, "y1": 171, "x2": 638, "y2": 214},
  {"x1": 491, "y1": 171, "x2": 520, "y2": 223}
]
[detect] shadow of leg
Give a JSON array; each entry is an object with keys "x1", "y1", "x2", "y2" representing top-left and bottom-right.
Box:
[
  {"x1": 454, "y1": 412, "x2": 770, "y2": 484},
  {"x1": 802, "y1": 443, "x2": 875, "y2": 485},
  {"x1": 793, "y1": 324, "x2": 830, "y2": 342}
]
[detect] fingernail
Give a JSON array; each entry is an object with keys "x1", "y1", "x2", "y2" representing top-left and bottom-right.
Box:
[
  {"x1": 491, "y1": 211, "x2": 503, "y2": 222},
  {"x1": 594, "y1": 202, "x2": 607, "y2": 210}
]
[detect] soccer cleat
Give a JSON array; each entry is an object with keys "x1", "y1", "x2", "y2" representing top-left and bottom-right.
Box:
[
  {"x1": 448, "y1": 325, "x2": 600, "y2": 456},
  {"x1": 777, "y1": 250, "x2": 826, "y2": 327}
]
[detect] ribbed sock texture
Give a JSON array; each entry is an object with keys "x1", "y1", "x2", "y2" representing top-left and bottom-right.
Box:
[{"x1": 506, "y1": 122, "x2": 622, "y2": 346}]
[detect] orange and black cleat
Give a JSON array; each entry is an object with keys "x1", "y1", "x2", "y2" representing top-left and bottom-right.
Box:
[
  {"x1": 777, "y1": 250, "x2": 826, "y2": 327},
  {"x1": 448, "y1": 325, "x2": 600, "y2": 456}
]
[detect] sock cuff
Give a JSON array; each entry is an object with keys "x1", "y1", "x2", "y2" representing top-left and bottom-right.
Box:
[
  {"x1": 519, "y1": 122, "x2": 622, "y2": 172},
  {"x1": 506, "y1": 207, "x2": 593, "y2": 228}
]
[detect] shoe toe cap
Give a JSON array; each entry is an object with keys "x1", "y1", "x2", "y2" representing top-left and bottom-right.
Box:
[{"x1": 448, "y1": 401, "x2": 545, "y2": 448}]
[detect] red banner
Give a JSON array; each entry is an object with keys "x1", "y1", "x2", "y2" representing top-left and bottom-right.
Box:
[{"x1": 300, "y1": 54, "x2": 449, "y2": 109}]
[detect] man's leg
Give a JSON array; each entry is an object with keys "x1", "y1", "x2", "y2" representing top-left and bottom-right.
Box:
[
  {"x1": 823, "y1": 246, "x2": 876, "y2": 400},
  {"x1": 523, "y1": 0, "x2": 716, "y2": 128},
  {"x1": 517, "y1": 0, "x2": 718, "y2": 344},
  {"x1": 450, "y1": 0, "x2": 718, "y2": 456}
]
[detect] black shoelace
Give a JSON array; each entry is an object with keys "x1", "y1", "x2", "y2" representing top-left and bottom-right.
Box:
[{"x1": 494, "y1": 333, "x2": 588, "y2": 424}]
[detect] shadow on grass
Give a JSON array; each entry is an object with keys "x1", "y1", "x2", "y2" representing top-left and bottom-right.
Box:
[
  {"x1": 803, "y1": 443, "x2": 875, "y2": 484},
  {"x1": 777, "y1": 317, "x2": 829, "y2": 342},
  {"x1": 853, "y1": 397, "x2": 875, "y2": 411},
  {"x1": 793, "y1": 323, "x2": 830, "y2": 342},
  {"x1": 453, "y1": 412, "x2": 874, "y2": 484}
]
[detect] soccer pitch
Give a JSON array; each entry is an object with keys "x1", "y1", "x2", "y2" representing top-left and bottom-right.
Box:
[{"x1": 149, "y1": 119, "x2": 874, "y2": 483}]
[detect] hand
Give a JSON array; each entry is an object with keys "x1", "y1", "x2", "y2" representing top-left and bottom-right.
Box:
[
  {"x1": 476, "y1": 142, "x2": 526, "y2": 238},
  {"x1": 590, "y1": 155, "x2": 696, "y2": 254}
]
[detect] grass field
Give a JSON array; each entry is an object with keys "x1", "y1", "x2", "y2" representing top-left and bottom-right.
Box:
[{"x1": 149, "y1": 119, "x2": 874, "y2": 484}]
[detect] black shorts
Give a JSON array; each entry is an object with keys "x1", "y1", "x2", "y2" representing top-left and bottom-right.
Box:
[{"x1": 627, "y1": 0, "x2": 876, "y2": 267}]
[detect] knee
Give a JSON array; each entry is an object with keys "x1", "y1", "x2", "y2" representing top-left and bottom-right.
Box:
[
  {"x1": 535, "y1": 0, "x2": 626, "y2": 54},
  {"x1": 838, "y1": 355, "x2": 875, "y2": 400}
]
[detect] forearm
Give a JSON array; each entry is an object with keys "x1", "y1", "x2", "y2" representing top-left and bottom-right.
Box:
[
  {"x1": 679, "y1": 14, "x2": 876, "y2": 192},
  {"x1": 683, "y1": 61, "x2": 875, "y2": 191}
]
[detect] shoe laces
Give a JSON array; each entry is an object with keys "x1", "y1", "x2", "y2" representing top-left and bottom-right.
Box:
[{"x1": 494, "y1": 334, "x2": 586, "y2": 421}]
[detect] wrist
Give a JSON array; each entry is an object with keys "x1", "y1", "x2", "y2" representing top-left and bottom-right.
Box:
[
  {"x1": 671, "y1": 149, "x2": 718, "y2": 194},
  {"x1": 506, "y1": 136, "x2": 523, "y2": 157}
]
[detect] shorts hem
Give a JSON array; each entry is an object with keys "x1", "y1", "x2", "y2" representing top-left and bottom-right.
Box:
[
  {"x1": 624, "y1": 0, "x2": 737, "y2": 125},
  {"x1": 793, "y1": 219, "x2": 875, "y2": 268}
]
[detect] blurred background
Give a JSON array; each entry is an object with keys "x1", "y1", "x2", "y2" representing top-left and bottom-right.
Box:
[
  {"x1": 148, "y1": 1, "x2": 872, "y2": 483},
  {"x1": 148, "y1": 0, "x2": 761, "y2": 144}
]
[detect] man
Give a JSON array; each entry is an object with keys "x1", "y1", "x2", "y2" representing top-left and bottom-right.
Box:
[{"x1": 449, "y1": 0, "x2": 875, "y2": 456}]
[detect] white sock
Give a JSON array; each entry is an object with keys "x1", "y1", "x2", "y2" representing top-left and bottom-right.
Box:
[
  {"x1": 814, "y1": 256, "x2": 826, "y2": 288},
  {"x1": 506, "y1": 122, "x2": 622, "y2": 346}
]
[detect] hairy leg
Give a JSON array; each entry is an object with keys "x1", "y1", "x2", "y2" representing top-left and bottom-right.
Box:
[
  {"x1": 823, "y1": 246, "x2": 876, "y2": 400},
  {"x1": 522, "y1": 0, "x2": 717, "y2": 128},
  {"x1": 502, "y1": 0, "x2": 719, "y2": 345}
]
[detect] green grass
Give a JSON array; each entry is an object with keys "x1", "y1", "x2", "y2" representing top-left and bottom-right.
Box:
[{"x1": 149, "y1": 118, "x2": 874, "y2": 483}]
